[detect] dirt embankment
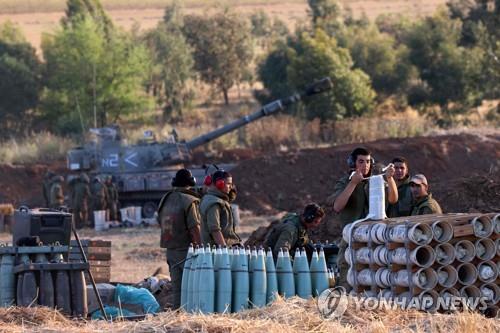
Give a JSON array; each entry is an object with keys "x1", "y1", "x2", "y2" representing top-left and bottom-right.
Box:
[
  {"x1": 231, "y1": 133, "x2": 500, "y2": 244},
  {"x1": 233, "y1": 133, "x2": 500, "y2": 213}
]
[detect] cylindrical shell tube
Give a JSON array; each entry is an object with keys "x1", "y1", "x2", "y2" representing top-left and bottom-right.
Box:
[
  {"x1": 437, "y1": 265, "x2": 458, "y2": 288},
  {"x1": 477, "y1": 261, "x2": 498, "y2": 283},
  {"x1": 418, "y1": 290, "x2": 439, "y2": 313},
  {"x1": 251, "y1": 248, "x2": 267, "y2": 307},
  {"x1": 472, "y1": 215, "x2": 493, "y2": 238},
  {"x1": 0, "y1": 254, "x2": 15, "y2": 307},
  {"x1": 387, "y1": 223, "x2": 433, "y2": 245},
  {"x1": 460, "y1": 285, "x2": 482, "y2": 299},
  {"x1": 435, "y1": 243, "x2": 456, "y2": 265},
  {"x1": 455, "y1": 240, "x2": 476, "y2": 263},
  {"x1": 393, "y1": 268, "x2": 438, "y2": 290},
  {"x1": 480, "y1": 283, "x2": 500, "y2": 304},
  {"x1": 216, "y1": 247, "x2": 232, "y2": 313},
  {"x1": 456, "y1": 263, "x2": 478, "y2": 285},
  {"x1": 374, "y1": 268, "x2": 392, "y2": 288},
  {"x1": 432, "y1": 220, "x2": 453, "y2": 243},
  {"x1": 390, "y1": 245, "x2": 435, "y2": 268},
  {"x1": 181, "y1": 246, "x2": 194, "y2": 311},
  {"x1": 474, "y1": 238, "x2": 496, "y2": 261}
]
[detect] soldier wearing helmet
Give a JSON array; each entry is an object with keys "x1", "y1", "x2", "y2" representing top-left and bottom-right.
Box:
[
  {"x1": 157, "y1": 168, "x2": 202, "y2": 309},
  {"x1": 105, "y1": 175, "x2": 119, "y2": 221},
  {"x1": 42, "y1": 171, "x2": 55, "y2": 207},
  {"x1": 49, "y1": 175, "x2": 65, "y2": 209},
  {"x1": 90, "y1": 175, "x2": 108, "y2": 226},
  {"x1": 72, "y1": 173, "x2": 91, "y2": 228}
]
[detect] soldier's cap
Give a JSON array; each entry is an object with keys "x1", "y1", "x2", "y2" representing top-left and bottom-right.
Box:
[{"x1": 409, "y1": 174, "x2": 428, "y2": 187}]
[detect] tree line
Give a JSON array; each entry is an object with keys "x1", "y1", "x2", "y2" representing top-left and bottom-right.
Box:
[{"x1": 0, "y1": 0, "x2": 498, "y2": 136}]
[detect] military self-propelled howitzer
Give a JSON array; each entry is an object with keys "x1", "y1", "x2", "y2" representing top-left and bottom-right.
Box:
[{"x1": 67, "y1": 78, "x2": 333, "y2": 217}]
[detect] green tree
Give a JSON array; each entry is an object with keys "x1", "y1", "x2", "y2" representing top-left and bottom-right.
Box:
[
  {"x1": 0, "y1": 22, "x2": 42, "y2": 136},
  {"x1": 403, "y1": 11, "x2": 485, "y2": 108},
  {"x1": 250, "y1": 10, "x2": 273, "y2": 38},
  {"x1": 62, "y1": 0, "x2": 113, "y2": 36},
  {"x1": 447, "y1": 0, "x2": 499, "y2": 99},
  {"x1": 307, "y1": 0, "x2": 345, "y2": 35},
  {"x1": 258, "y1": 29, "x2": 375, "y2": 121},
  {"x1": 143, "y1": 22, "x2": 195, "y2": 119},
  {"x1": 182, "y1": 9, "x2": 253, "y2": 105},
  {"x1": 338, "y1": 24, "x2": 415, "y2": 96},
  {"x1": 42, "y1": 17, "x2": 152, "y2": 133}
]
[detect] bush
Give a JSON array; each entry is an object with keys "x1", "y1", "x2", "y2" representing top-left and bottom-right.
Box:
[{"x1": 0, "y1": 132, "x2": 75, "y2": 164}]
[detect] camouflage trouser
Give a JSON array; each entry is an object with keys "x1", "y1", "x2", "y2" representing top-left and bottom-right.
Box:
[
  {"x1": 108, "y1": 202, "x2": 118, "y2": 221},
  {"x1": 166, "y1": 248, "x2": 188, "y2": 310},
  {"x1": 73, "y1": 203, "x2": 89, "y2": 229},
  {"x1": 336, "y1": 240, "x2": 352, "y2": 292}
]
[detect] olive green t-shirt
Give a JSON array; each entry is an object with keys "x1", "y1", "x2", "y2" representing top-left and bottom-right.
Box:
[
  {"x1": 330, "y1": 174, "x2": 369, "y2": 227},
  {"x1": 264, "y1": 213, "x2": 308, "y2": 259},
  {"x1": 411, "y1": 194, "x2": 442, "y2": 216},
  {"x1": 387, "y1": 177, "x2": 413, "y2": 217}
]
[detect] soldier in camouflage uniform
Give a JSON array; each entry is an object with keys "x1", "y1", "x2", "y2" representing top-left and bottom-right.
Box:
[
  {"x1": 49, "y1": 175, "x2": 65, "y2": 209},
  {"x1": 105, "y1": 175, "x2": 119, "y2": 221},
  {"x1": 157, "y1": 168, "x2": 202, "y2": 309},
  {"x1": 42, "y1": 171, "x2": 55, "y2": 207},
  {"x1": 264, "y1": 203, "x2": 325, "y2": 259},
  {"x1": 200, "y1": 171, "x2": 241, "y2": 247},
  {"x1": 329, "y1": 148, "x2": 397, "y2": 291},
  {"x1": 409, "y1": 174, "x2": 443, "y2": 215},
  {"x1": 72, "y1": 173, "x2": 91, "y2": 229},
  {"x1": 90, "y1": 176, "x2": 108, "y2": 226},
  {"x1": 387, "y1": 156, "x2": 413, "y2": 217}
]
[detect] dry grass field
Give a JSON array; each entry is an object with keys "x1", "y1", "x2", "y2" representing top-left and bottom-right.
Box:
[{"x1": 0, "y1": 0, "x2": 449, "y2": 53}]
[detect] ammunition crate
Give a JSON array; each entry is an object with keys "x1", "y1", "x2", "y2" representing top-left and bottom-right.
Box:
[{"x1": 69, "y1": 240, "x2": 112, "y2": 283}]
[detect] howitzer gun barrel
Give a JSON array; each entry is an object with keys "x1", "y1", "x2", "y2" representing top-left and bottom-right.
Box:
[{"x1": 186, "y1": 77, "x2": 332, "y2": 150}]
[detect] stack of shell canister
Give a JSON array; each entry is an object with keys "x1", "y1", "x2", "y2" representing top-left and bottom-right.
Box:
[
  {"x1": 0, "y1": 243, "x2": 89, "y2": 317},
  {"x1": 344, "y1": 213, "x2": 499, "y2": 315},
  {"x1": 180, "y1": 244, "x2": 333, "y2": 313}
]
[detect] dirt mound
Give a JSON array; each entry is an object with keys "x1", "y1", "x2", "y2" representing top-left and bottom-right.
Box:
[
  {"x1": 0, "y1": 161, "x2": 67, "y2": 207},
  {"x1": 234, "y1": 133, "x2": 500, "y2": 245},
  {"x1": 232, "y1": 133, "x2": 500, "y2": 215}
]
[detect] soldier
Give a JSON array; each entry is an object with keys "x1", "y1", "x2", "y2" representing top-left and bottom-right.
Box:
[
  {"x1": 105, "y1": 175, "x2": 119, "y2": 221},
  {"x1": 42, "y1": 171, "x2": 55, "y2": 207},
  {"x1": 90, "y1": 176, "x2": 108, "y2": 226},
  {"x1": 387, "y1": 156, "x2": 413, "y2": 217},
  {"x1": 409, "y1": 174, "x2": 443, "y2": 215},
  {"x1": 264, "y1": 203, "x2": 325, "y2": 259},
  {"x1": 157, "y1": 168, "x2": 202, "y2": 309},
  {"x1": 200, "y1": 170, "x2": 241, "y2": 247},
  {"x1": 72, "y1": 173, "x2": 91, "y2": 229},
  {"x1": 329, "y1": 147, "x2": 397, "y2": 291},
  {"x1": 49, "y1": 175, "x2": 65, "y2": 209}
]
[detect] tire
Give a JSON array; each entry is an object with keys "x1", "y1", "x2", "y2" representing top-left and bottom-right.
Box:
[{"x1": 142, "y1": 201, "x2": 157, "y2": 218}]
